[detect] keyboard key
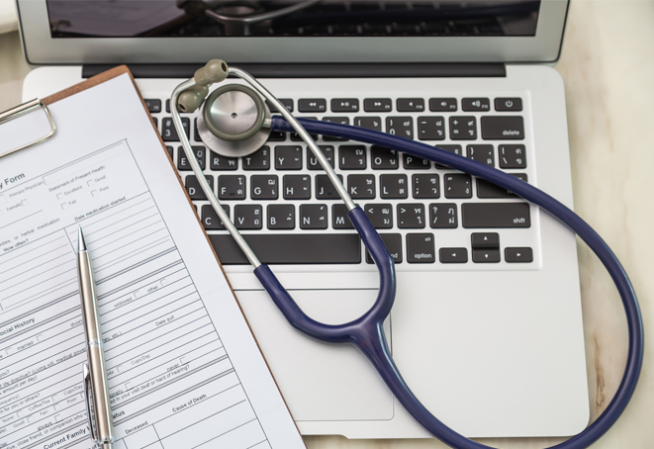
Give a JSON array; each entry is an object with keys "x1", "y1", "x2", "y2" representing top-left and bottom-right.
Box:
[
  {"x1": 322, "y1": 117, "x2": 349, "y2": 141},
  {"x1": 250, "y1": 175, "x2": 278, "y2": 200},
  {"x1": 418, "y1": 116, "x2": 445, "y2": 140},
  {"x1": 505, "y1": 247, "x2": 533, "y2": 263},
  {"x1": 307, "y1": 145, "x2": 335, "y2": 170},
  {"x1": 268, "y1": 204, "x2": 295, "y2": 230},
  {"x1": 234, "y1": 204, "x2": 262, "y2": 230},
  {"x1": 397, "y1": 98, "x2": 425, "y2": 112},
  {"x1": 331, "y1": 98, "x2": 359, "y2": 112},
  {"x1": 275, "y1": 145, "x2": 303, "y2": 170},
  {"x1": 380, "y1": 174, "x2": 408, "y2": 199},
  {"x1": 429, "y1": 98, "x2": 457, "y2": 112},
  {"x1": 471, "y1": 232, "x2": 499, "y2": 248},
  {"x1": 332, "y1": 204, "x2": 354, "y2": 229},
  {"x1": 152, "y1": 117, "x2": 158, "y2": 128},
  {"x1": 444, "y1": 174, "x2": 472, "y2": 198},
  {"x1": 268, "y1": 130, "x2": 287, "y2": 141},
  {"x1": 403, "y1": 154, "x2": 431, "y2": 170},
  {"x1": 407, "y1": 233, "x2": 435, "y2": 263},
  {"x1": 283, "y1": 175, "x2": 311, "y2": 199},
  {"x1": 194, "y1": 118, "x2": 203, "y2": 142},
  {"x1": 495, "y1": 98, "x2": 522, "y2": 112},
  {"x1": 439, "y1": 248, "x2": 468, "y2": 263},
  {"x1": 298, "y1": 98, "x2": 327, "y2": 112},
  {"x1": 435, "y1": 144, "x2": 463, "y2": 169},
  {"x1": 201, "y1": 204, "x2": 229, "y2": 230},
  {"x1": 364, "y1": 98, "x2": 392, "y2": 112},
  {"x1": 476, "y1": 173, "x2": 527, "y2": 199},
  {"x1": 429, "y1": 203, "x2": 458, "y2": 228},
  {"x1": 364, "y1": 204, "x2": 393, "y2": 229},
  {"x1": 499, "y1": 144, "x2": 527, "y2": 168},
  {"x1": 462, "y1": 203, "x2": 530, "y2": 228},
  {"x1": 144, "y1": 99, "x2": 161, "y2": 113},
  {"x1": 412, "y1": 174, "x2": 440, "y2": 199},
  {"x1": 185, "y1": 175, "x2": 214, "y2": 200},
  {"x1": 473, "y1": 248, "x2": 501, "y2": 263},
  {"x1": 354, "y1": 116, "x2": 382, "y2": 132},
  {"x1": 398, "y1": 204, "x2": 425, "y2": 228},
  {"x1": 316, "y1": 174, "x2": 344, "y2": 199},
  {"x1": 300, "y1": 204, "x2": 328, "y2": 229},
  {"x1": 366, "y1": 234, "x2": 402, "y2": 264},
  {"x1": 165, "y1": 146, "x2": 173, "y2": 159},
  {"x1": 209, "y1": 151, "x2": 238, "y2": 170},
  {"x1": 386, "y1": 117, "x2": 413, "y2": 139},
  {"x1": 481, "y1": 116, "x2": 524, "y2": 140},
  {"x1": 266, "y1": 98, "x2": 294, "y2": 113},
  {"x1": 209, "y1": 234, "x2": 361, "y2": 265},
  {"x1": 339, "y1": 145, "x2": 367, "y2": 169},
  {"x1": 449, "y1": 116, "x2": 476, "y2": 140},
  {"x1": 218, "y1": 175, "x2": 246, "y2": 200},
  {"x1": 371, "y1": 146, "x2": 399, "y2": 169},
  {"x1": 462, "y1": 98, "x2": 490, "y2": 111},
  {"x1": 177, "y1": 146, "x2": 206, "y2": 171},
  {"x1": 347, "y1": 174, "x2": 375, "y2": 199},
  {"x1": 162, "y1": 117, "x2": 189, "y2": 141},
  {"x1": 467, "y1": 144, "x2": 495, "y2": 167},
  {"x1": 243, "y1": 146, "x2": 271, "y2": 170}
]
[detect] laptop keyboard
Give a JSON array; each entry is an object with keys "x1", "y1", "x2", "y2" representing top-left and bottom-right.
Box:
[{"x1": 147, "y1": 92, "x2": 538, "y2": 268}]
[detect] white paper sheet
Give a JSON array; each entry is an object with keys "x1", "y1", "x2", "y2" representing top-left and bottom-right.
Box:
[{"x1": 0, "y1": 74, "x2": 305, "y2": 449}]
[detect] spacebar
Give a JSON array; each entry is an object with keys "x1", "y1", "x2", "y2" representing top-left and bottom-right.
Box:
[{"x1": 209, "y1": 234, "x2": 362, "y2": 265}]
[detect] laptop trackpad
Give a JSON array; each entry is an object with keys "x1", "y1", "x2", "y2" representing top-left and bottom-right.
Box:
[{"x1": 236, "y1": 289, "x2": 394, "y2": 421}]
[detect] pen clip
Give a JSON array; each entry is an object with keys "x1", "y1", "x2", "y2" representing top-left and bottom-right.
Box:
[{"x1": 83, "y1": 362, "x2": 99, "y2": 442}]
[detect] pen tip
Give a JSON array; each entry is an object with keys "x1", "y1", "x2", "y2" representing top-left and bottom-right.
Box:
[{"x1": 78, "y1": 226, "x2": 87, "y2": 252}]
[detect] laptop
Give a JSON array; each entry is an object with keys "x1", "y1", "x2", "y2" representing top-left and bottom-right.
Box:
[{"x1": 17, "y1": 0, "x2": 589, "y2": 440}]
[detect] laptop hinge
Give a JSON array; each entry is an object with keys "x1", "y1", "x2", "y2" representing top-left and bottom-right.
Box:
[{"x1": 82, "y1": 63, "x2": 505, "y2": 79}]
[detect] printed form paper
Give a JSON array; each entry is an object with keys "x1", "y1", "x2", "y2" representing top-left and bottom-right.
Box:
[{"x1": 0, "y1": 74, "x2": 305, "y2": 449}]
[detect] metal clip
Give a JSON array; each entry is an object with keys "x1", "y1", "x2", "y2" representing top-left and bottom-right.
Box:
[
  {"x1": 0, "y1": 99, "x2": 57, "y2": 159},
  {"x1": 83, "y1": 362, "x2": 99, "y2": 442}
]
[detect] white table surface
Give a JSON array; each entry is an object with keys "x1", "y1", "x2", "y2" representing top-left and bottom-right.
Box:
[{"x1": 0, "y1": 1, "x2": 652, "y2": 448}]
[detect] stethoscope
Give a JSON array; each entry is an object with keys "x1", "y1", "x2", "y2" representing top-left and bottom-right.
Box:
[{"x1": 171, "y1": 59, "x2": 644, "y2": 449}]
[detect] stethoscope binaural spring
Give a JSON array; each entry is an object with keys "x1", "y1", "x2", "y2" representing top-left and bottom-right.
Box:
[{"x1": 170, "y1": 59, "x2": 644, "y2": 449}]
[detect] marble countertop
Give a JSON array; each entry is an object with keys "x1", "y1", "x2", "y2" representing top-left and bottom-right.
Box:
[{"x1": 0, "y1": 1, "x2": 652, "y2": 448}]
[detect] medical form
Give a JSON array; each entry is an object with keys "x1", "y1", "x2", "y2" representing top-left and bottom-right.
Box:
[{"x1": 0, "y1": 70, "x2": 305, "y2": 449}]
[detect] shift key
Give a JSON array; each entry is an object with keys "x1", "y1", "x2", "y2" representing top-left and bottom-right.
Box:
[{"x1": 462, "y1": 203, "x2": 530, "y2": 228}]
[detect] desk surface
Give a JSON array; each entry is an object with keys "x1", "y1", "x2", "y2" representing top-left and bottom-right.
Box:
[{"x1": 1, "y1": 1, "x2": 652, "y2": 448}]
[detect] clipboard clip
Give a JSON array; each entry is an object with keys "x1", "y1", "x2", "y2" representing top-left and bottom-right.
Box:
[
  {"x1": 83, "y1": 362, "x2": 99, "y2": 442},
  {"x1": 0, "y1": 99, "x2": 57, "y2": 159}
]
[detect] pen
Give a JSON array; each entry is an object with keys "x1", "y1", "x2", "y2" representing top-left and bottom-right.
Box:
[{"x1": 77, "y1": 226, "x2": 114, "y2": 449}]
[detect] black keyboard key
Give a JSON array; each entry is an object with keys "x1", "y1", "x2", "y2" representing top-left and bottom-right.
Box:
[
  {"x1": 339, "y1": 145, "x2": 367, "y2": 169},
  {"x1": 210, "y1": 151, "x2": 238, "y2": 171},
  {"x1": 166, "y1": 99, "x2": 171, "y2": 113},
  {"x1": 347, "y1": 174, "x2": 375, "y2": 199},
  {"x1": 298, "y1": 98, "x2": 327, "y2": 113},
  {"x1": 165, "y1": 146, "x2": 173, "y2": 159},
  {"x1": 322, "y1": 117, "x2": 349, "y2": 141},
  {"x1": 234, "y1": 205, "x2": 263, "y2": 230},
  {"x1": 209, "y1": 234, "x2": 361, "y2": 265},
  {"x1": 354, "y1": 116, "x2": 382, "y2": 132},
  {"x1": 380, "y1": 174, "x2": 408, "y2": 199},
  {"x1": 417, "y1": 116, "x2": 445, "y2": 140},
  {"x1": 435, "y1": 144, "x2": 464, "y2": 169},
  {"x1": 275, "y1": 145, "x2": 303, "y2": 170},
  {"x1": 266, "y1": 98, "x2": 294, "y2": 113},
  {"x1": 499, "y1": 144, "x2": 527, "y2": 168},
  {"x1": 201, "y1": 204, "x2": 229, "y2": 230},
  {"x1": 250, "y1": 175, "x2": 279, "y2": 200},
  {"x1": 398, "y1": 204, "x2": 425, "y2": 228},
  {"x1": 471, "y1": 232, "x2": 499, "y2": 248},
  {"x1": 364, "y1": 204, "x2": 393, "y2": 229},
  {"x1": 316, "y1": 174, "x2": 344, "y2": 200},
  {"x1": 331, "y1": 98, "x2": 359, "y2": 112},
  {"x1": 364, "y1": 98, "x2": 392, "y2": 112},
  {"x1": 444, "y1": 174, "x2": 472, "y2": 198},
  {"x1": 462, "y1": 203, "x2": 530, "y2": 228},
  {"x1": 162, "y1": 117, "x2": 190, "y2": 141},
  {"x1": 332, "y1": 204, "x2": 354, "y2": 229},
  {"x1": 495, "y1": 98, "x2": 522, "y2": 112},
  {"x1": 406, "y1": 233, "x2": 435, "y2": 263},
  {"x1": 371, "y1": 146, "x2": 398, "y2": 169},
  {"x1": 283, "y1": 175, "x2": 311, "y2": 199},
  {"x1": 177, "y1": 146, "x2": 206, "y2": 171},
  {"x1": 429, "y1": 98, "x2": 457, "y2": 112},
  {"x1": 473, "y1": 248, "x2": 500, "y2": 263},
  {"x1": 152, "y1": 117, "x2": 158, "y2": 128},
  {"x1": 268, "y1": 204, "x2": 295, "y2": 230},
  {"x1": 481, "y1": 116, "x2": 524, "y2": 140},
  {"x1": 243, "y1": 146, "x2": 271, "y2": 170},
  {"x1": 476, "y1": 174, "x2": 527, "y2": 199},
  {"x1": 429, "y1": 203, "x2": 458, "y2": 228},
  {"x1": 144, "y1": 99, "x2": 161, "y2": 113},
  {"x1": 218, "y1": 175, "x2": 246, "y2": 200},
  {"x1": 194, "y1": 118, "x2": 203, "y2": 142},
  {"x1": 413, "y1": 174, "x2": 440, "y2": 199},
  {"x1": 403, "y1": 154, "x2": 431, "y2": 170},
  {"x1": 397, "y1": 98, "x2": 425, "y2": 112},
  {"x1": 185, "y1": 175, "x2": 214, "y2": 200},
  {"x1": 366, "y1": 234, "x2": 402, "y2": 264},
  {"x1": 467, "y1": 144, "x2": 495, "y2": 167},
  {"x1": 439, "y1": 248, "x2": 468, "y2": 263},
  {"x1": 505, "y1": 247, "x2": 533, "y2": 263},
  {"x1": 300, "y1": 204, "x2": 328, "y2": 229},
  {"x1": 449, "y1": 116, "x2": 476, "y2": 140},
  {"x1": 268, "y1": 131, "x2": 287, "y2": 141},
  {"x1": 462, "y1": 98, "x2": 490, "y2": 112},
  {"x1": 307, "y1": 145, "x2": 335, "y2": 170},
  {"x1": 386, "y1": 117, "x2": 413, "y2": 139}
]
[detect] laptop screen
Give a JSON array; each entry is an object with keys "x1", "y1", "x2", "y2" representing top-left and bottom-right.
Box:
[{"x1": 45, "y1": 0, "x2": 541, "y2": 38}]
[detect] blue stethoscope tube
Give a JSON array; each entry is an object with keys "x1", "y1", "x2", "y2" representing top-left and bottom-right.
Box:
[{"x1": 254, "y1": 116, "x2": 644, "y2": 449}]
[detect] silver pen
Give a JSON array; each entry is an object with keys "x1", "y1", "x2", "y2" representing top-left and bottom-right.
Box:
[{"x1": 77, "y1": 226, "x2": 114, "y2": 449}]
